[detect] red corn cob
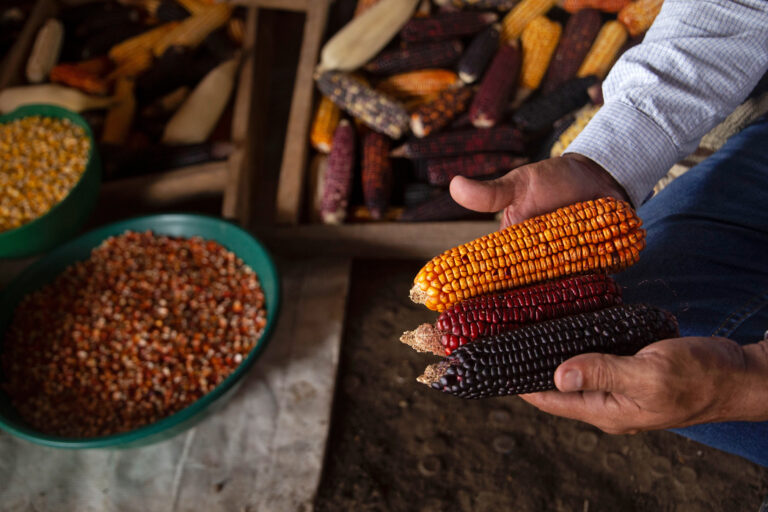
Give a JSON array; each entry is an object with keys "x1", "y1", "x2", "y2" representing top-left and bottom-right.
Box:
[
  {"x1": 470, "y1": 40, "x2": 521, "y2": 128},
  {"x1": 410, "y1": 85, "x2": 474, "y2": 138},
  {"x1": 362, "y1": 131, "x2": 393, "y2": 220},
  {"x1": 425, "y1": 153, "x2": 528, "y2": 186},
  {"x1": 365, "y1": 39, "x2": 464, "y2": 75},
  {"x1": 400, "y1": 11, "x2": 498, "y2": 42},
  {"x1": 401, "y1": 274, "x2": 623, "y2": 355},
  {"x1": 391, "y1": 125, "x2": 526, "y2": 158},
  {"x1": 400, "y1": 190, "x2": 484, "y2": 222},
  {"x1": 512, "y1": 75, "x2": 599, "y2": 132},
  {"x1": 321, "y1": 120, "x2": 356, "y2": 224},
  {"x1": 540, "y1": 9, "x2": 602, "y2": 95},
  {"x1": 457, "y1": 23, "x2": 501, "y2": 84}
]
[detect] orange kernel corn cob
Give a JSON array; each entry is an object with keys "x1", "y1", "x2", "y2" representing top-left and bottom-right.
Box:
[
  {"x1": 377, "y1": 69, "x2": 460, "y2": 99},
  {"x1": 619, "y1": 0, "x2": 664, "y2": 37},
  {"x1": 500, "y1": 0, "x2": 558, "y2": 41},
  {"x1": 562, "y1": 0, "x2": 632, "y2": 13},
  {"x1": 410, "y1": 85, "x2": 474, "y2": 138},
  {"x1": 310, "y1": 95, "x2": 341, "y2": 153},
  {"x1": 520, "y1": 16, "x2": 562, "y2": 91},
  {"x1": 410, "y1": 197, "x2": 645, "y2": 311},
  {"x1": 577, "y1": 21, "x2": 628, "y2": 79}
]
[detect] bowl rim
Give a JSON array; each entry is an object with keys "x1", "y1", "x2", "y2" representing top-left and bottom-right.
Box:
[
  {"x1": 0, "y1": 104, "x2": 100, "y2": 244},
  {"x1": 0, "y1": 213, "x2": 281, "y2": 448}
]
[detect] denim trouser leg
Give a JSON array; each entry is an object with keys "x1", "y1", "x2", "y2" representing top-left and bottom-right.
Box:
[{"x1": 612, "y1": 116, "x2": 768, "y2": 468}]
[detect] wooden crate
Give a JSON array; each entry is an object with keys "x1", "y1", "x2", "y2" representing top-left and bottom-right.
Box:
[{"x1": 0, "y1": 0, "x2": 257, "y2": 217}]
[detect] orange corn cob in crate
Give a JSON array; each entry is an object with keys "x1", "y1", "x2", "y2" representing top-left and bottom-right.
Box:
[
  {"x1": 562, "y1": 0, "x2": 632, "y2": 13},
  {"x1": 411, "y1": 197, "x2": 645, "y2": 311},
  {"x1": 310, "y1": 95, "x2": 341, "y2": 153},
  {"x1": 619, "y1": 0, "x2": 664, "y2": 37},
  {"x1": 577, "y1": 21, "x2": 628, "y2": 80},
  {"x1": 377, "y1": 69, "x2": 460, "y2": 99},
  {"x1": 410, "y1": 85, "x2": 473, "y2": 138},
  {"x1": 500, "y1": 0, "x2": 558, "y2": 41},
  {"x1": 109, "y1": 22, "x2": 179, "y2": 63}
]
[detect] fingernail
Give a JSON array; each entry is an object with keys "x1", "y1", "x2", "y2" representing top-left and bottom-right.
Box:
[{"x1": 560, "y1": 370, "x2": 583, "y2": 391}]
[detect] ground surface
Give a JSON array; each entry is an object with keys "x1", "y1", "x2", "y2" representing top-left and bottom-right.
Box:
[{"x1": 315, "y1": 260, "x2": 768, "y2": 512}]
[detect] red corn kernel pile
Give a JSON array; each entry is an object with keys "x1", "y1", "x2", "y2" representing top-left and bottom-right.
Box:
[{"x1": 1, "y1": 231, "x2": 267, "y2": 438}]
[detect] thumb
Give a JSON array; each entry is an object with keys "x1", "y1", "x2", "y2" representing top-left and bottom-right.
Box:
[
  {"x1": 554, "y1": 353, "x2": 636, "y2": 394},
  {"x1": 449, "y1": 171, "x2": 524, "y2": 213}
]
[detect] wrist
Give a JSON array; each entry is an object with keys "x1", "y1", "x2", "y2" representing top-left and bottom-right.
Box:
[
  {"x1": 561, "y1": 153, "x2": 631, "y2": 204},
  {"x1": 720, "y1": 340, "x2": 768, "y2": 422}
]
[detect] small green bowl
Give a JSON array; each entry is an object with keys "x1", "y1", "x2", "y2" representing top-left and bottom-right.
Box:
[
  {"x1": 0, "y1": 214, "x2": 281, "y2": 449},
  {"x1": 0, "y1": 104, "x2": 101, "y2": 259}
]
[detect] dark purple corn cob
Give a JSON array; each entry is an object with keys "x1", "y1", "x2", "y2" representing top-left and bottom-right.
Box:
[
  {"x1": 434, "y1": 0, "x2": 518, "y2": 10},
  {"x1": 320, "y1": 120, "x2": 356, "y2": 224},
  {"x1": 425, "y1": 153, "x2": 527, "y2": 186},
  {"x1": 512, "y1": 75, "x2": 598, "y2": 132},
  {"x1": 365, "y1": 39, "x2": 464, "y2": 75},
  {"x1": 391, "y1": 125, "x2": 526, "y2": 159},
  {"x1": 362, "y1": 131, "x2": 393, "y2": 220},
  {"x1": 458, "y1": 23, "x2": 501, "y2": 84},
  {"x1": 418, "y1": 304, "x2": 680, "y2": 398},
  {"x1": 399, "y1": 190, "x2": 483, "y2": 222},
  {"x1": 410, "y1": 85, "x2": 474, "y2": 138},
  {"x1": 470, "y1": 40, "x2": 521, "y2": 128},
  {"x1": 540, "y1": 9, "x2": 602, "y2": 95},
  {"x1": 400, "y1": 11, "x2": 498, "y2": 42}
]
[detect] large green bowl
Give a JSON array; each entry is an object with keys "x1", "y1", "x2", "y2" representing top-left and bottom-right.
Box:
[
  {"x1": 0, "y1": 214, "x2": 280, "y2": 449},
  {"x1": 0, "y1": 104, "x2": 101, "y2": 259}
]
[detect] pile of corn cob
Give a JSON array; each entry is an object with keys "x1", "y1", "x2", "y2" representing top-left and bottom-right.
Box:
[
  {"x1": 400, "y1": 197, "x2": 679, "y2": 398},
  {"x1": 310, "y1": 0, "x2": 663, "y2": 223},
  {"x1": 0, "y1": 0, "x2": 244, "y2": 180}
]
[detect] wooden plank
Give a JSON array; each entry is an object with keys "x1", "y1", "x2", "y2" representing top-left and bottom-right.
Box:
[
  {"x1": 254, "y1": 221, "x2": 499, "y2": 259},
  {"x1": 0, "y1": 0, "x2": 57, "y2": 90},
  {"x1": 274, "y1": 0, "x2": 331, "y2": 225}
]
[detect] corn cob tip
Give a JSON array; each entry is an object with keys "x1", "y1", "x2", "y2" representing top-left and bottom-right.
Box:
[
  {"x1": 482, "y1": 12, "x2": 500, "y2": 23},
  {"x1": 417, "y1": 361, "x2": 451, "y2": 386},
  {"x1": 400, "y1": 324, "x2": 444, "y2": 355},
  {"x1": 409, "y1": 284, "x2": 428, "y2": 304},
  {"x1": 510, "y1": 87, "x2": 533, "y2": 109},
  {"x1": 410, "y1": 114, "x2": 428, "y2": 138},
  {"x1": 588, "y1": 82, "x2": 603, "y2": 104}
]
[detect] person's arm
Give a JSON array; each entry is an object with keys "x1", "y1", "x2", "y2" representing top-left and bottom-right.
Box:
[{"x1": 565, "y1": 0, "x2": 768, "y2": 206}]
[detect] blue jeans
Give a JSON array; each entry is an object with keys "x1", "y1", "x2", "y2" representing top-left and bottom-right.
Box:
[{"x1": 614, "y1": 116, "x2": 768, "y2": 468}]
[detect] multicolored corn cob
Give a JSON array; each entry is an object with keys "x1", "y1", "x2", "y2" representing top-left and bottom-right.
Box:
[
  {"x1": 402, "y1": 274, "x2": 622, "y2": 355},
  {"x1": 418, "y1": 304, "x2": 679, "y2": 397},
  {"x1": 400, "y1": 190, "x2": 482, "y2": 222},
  {"x1": 354, "y1": 0, "x2": 382, "y2": 17},
  {"x1": 434, "y1": 0, "x2": 518, "y2": 9},
  {"x1": 365, "y1": 39, "x2": 464, "y2": 75},
  {"x1": 424, "y1": 153, "x2": 527, "y2": 186},
  {"x1": 470, "y1": 41, "x2": 521, "y2": 128},
  {"x1": 320, "y1": 120, "x2": 356, "y2": 224},
  {"x1": 512, "y1": 75, "x2": 598, "y2": 132},
  {"x1": 577, "y1": 21, "x2": 628, "y2": 79},
  {"x1": 540, "y1": 8, "x2": 602, "y2": 95},
  {"x1": 562, "y1": 0, "x2": 631, "y2": 13},
  {"x1": 410, "y1": 197, "x2": 645, "y2": 311},
  {"x1": 618, "y1": 0, "x2": 663, "y2": 37},
  {"x1": 391, "y1": 125, "x2": 526, "y2": 159},
  {"x1": 517, "y1": 16, "x2": 561, "y2": 100},
  {"x1": 500, "y1": 0, "x2": 557, "y2": 41},
  {"x1": 400, "y1": 11, "x2": 498, "y2": 42},
  {"x1": 410, "y1": 85, "x2": 474, "y2": 137},
  {"x1": 457, "y1": 23, "x2": 501, "y2": 84},
  {"x1": 310, "y1": 95, "x2": 342, "y2": 153},
  {"x1": 377, "y1": 69, "x2": 460, "y2": 99},
  {"x1": 315, "y1": 71, "x2": 410, "y2": 139},
  {"x1": 362, "y1": 131, "x2": 393, "y2": 220},
  {"x1": 550, "y1": 103, "x2": 601, "y2": 157}
]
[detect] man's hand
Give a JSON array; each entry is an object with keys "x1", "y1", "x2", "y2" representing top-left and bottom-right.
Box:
[
  {"x1": 449, "y1": 154, "x2": 630, "y2": 228},
  {"x1": 519, "y1": 338, "x2": 768, "y2": 434}
]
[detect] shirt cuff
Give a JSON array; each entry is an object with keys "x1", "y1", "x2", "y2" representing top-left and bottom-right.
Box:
[{"x1": 563, "y1": 101, "x2": 681, "y2": 207}]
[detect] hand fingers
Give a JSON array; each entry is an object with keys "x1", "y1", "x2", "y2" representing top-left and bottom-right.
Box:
[
  {"x1": 449, "y1": 171, "x2": 523, "y2": 213},
  {"x1": 554, "y1": 353, "x2": 642, "y2": 396},
  {"x1": 521, "y1": 390, "x2": 640, "y2": 433}
]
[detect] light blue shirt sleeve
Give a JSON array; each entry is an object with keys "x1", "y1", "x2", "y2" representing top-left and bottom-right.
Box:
[{"x1": 564, "y1": 0, "x2": 768, "y2": 206}]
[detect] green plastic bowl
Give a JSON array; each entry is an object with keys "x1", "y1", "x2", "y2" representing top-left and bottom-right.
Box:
[
  {"x1": 0, "y1": 214, "x2": 280, "y2": 449},
  {"x1": 0, "y1": 104, "x2": 101, "y2": 259}
]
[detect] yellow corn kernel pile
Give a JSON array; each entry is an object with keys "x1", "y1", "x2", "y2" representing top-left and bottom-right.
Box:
[{"x1": 0, "y1": 116, "x2": 90, "y2": 233}]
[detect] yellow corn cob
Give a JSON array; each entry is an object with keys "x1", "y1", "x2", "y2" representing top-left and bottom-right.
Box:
[
  {"x1": 176, "y1": 0, "x2": 208, "y2": 14},
  {"x1": 377, "y1": 69, "x2": 460, "y2": 99},
  {"x1": 619, "y1": 0, "x2": 664, "y2": 37},
  {"x1": 500, "y1": 0, "x2": 558, "y2": 41},
  {"x1": 550, "y1": 104, "x2": 601, "y2": 157},
  {"x1": 109, "y1": 22, "x2": 179, "y2": 64},
  {"x1": 152, "y1": 3, "x2": 232, "y2": 57},
  {"x1": 577, "y1": 21, "x2": 627, "y2": 79},
  {"x1": 310, "y1": 95, "x2": 342, "y2": 153},
  {"x1": 520, "y1": 16, "x2": 561, "y2": 91},
  {"x1": 107, "y1": 51, "x2": 154, "y2": 80},
  {"x1": 410, "y1": 197, "x2": 645, "y2": 311}
]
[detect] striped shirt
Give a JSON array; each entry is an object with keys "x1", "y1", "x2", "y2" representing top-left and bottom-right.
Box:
[{"x1": 564, "y1": 0, "x2": 768, "y2": 206}]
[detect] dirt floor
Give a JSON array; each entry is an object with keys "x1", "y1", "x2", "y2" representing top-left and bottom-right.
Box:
[{"x1": 315, "y1": 260, "x2": 768, "y2": 512}]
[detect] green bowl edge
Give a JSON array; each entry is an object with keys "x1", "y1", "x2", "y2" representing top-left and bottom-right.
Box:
[
  {"x1": 0, "y1": 104, "x2": 102, "y2": 258},
  {"x1": 0, "y1": 213, "x2": 281, "y2": 449}
]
